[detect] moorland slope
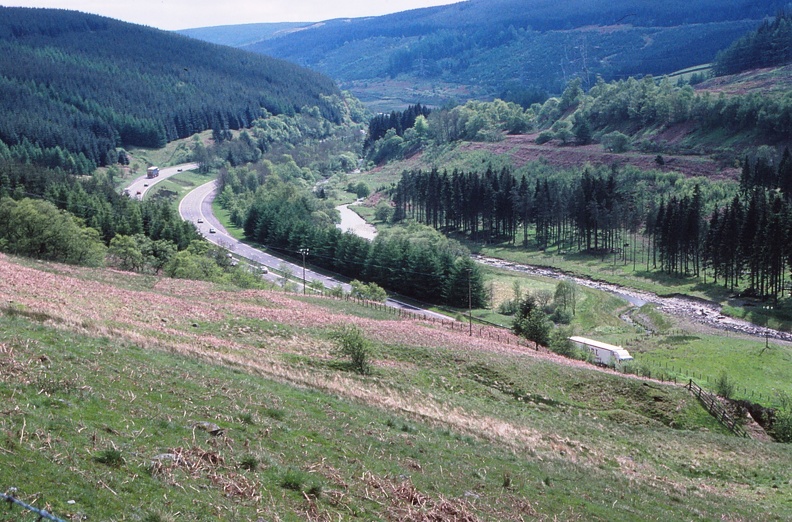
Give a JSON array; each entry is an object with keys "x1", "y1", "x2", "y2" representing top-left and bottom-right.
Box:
[{"x1": 1, "y1": 254, "x2": 791, "y2": 520}]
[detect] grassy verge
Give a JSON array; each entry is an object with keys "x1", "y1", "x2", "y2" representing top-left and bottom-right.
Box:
[
  {"x1": 146, "y1": 170, "x2": 214, "y2": 207},
  {"x1": 127, "y1": 132, "x2": 210, "y2": 170},
  {"x1": 212, "y1": 199, "x2": 245, "y2": 241}
]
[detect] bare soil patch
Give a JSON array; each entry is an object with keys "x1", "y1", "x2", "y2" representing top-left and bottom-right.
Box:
[
  {"x1": 696, "y1": 65, "x2": 792, "y2": 96},
  {"x1": 460, "y1": 134, "x2": 739, "y2": 180}
]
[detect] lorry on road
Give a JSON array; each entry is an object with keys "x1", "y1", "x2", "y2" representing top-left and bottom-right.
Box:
[{"x1": 146, "y1": 166, "x2": 160, "y2": 178}]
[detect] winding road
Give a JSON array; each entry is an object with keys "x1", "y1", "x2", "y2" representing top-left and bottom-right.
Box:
[
  {"x1": 178, "y1": 179, "x2": 446, "y2": 319},
  {"x1": 127, "y1": 164, "x2": 790, "y2": 339},
  {"x1": 125, "y1": 162, "x2": 198, "y2": 200},
  {"x1": 124, "y1": 164, "x2": 790, "y2": 338},
  {"x1": 179, "y1": 179, "x2": 347, "y2": 289}
]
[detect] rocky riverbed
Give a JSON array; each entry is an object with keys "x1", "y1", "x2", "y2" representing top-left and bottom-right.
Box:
[{"x1": 474, "y1": 254, "x2": 792, "y2": 343}]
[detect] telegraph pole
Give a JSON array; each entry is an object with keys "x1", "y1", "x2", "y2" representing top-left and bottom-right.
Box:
[
  {"x1": 299, "y1": 248, "x2": 309, "y2": 295},
  {"x1": 467, "y1": 267, "x2": 472, "y2": 336}
]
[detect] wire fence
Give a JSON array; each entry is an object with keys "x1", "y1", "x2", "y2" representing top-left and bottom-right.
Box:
[
  {"x1": 2, "y1": 489, "x2": 67, "y2": 522},
  {"x1": 621, "y1": 329, "x2": 784, "y2": 408},
  {"x1": 320, "y1": 292, "x2": 548, "y2": 353}
]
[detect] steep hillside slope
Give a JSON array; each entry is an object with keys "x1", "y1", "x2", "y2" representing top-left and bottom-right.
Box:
[
  {"x1": 1, "y1": 254, "x2": 792, "y2": 519},
  {"x1": 0, "y1": 7, "x2": 342, "y2": 173},
  {"x1": 211, "y1": 0, "x2": 787, "y2": 109}
]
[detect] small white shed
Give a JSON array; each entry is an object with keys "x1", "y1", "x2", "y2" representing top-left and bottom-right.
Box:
[{"x1": 569, "y1": 336, "x2": 633, "y2": 365}]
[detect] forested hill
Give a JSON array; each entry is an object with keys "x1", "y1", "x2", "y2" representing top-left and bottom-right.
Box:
[
  {"x1": 0, "y1": 7, "x2": 342, "y2": 173},
  {"x1": 713, "y1": 10, "x2": 792, "y2": 76},
  {"x1": 193, "y1": 0, "x2": 786, "y2": 110}
]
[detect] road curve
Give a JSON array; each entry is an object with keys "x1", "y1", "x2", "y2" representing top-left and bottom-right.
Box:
[
  {"x1": 179, "y1": 180, "x2": 448, "y2": 320},
  {"x1": 179, "y1": 180, "x2": 348, "y2": 290},
  {"x1": 125, "y1": 162, "x2": 199, "y2": 200}
]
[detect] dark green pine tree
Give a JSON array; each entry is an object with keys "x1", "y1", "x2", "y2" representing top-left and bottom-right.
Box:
[
  {"x1": 443, "y1": 257, "x2": 487, "y2": 309},
  {"x1": 778, "y1": 147, "x2": 792, "y2": 199},
  {"x1": 739, "y1": 155, "x2": 753, "y2": 194}
]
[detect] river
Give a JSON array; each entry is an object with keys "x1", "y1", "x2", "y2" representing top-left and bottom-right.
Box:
[
  {"x1": 474, "y1": 254, "x2": 792, "y2": 343},
  {"x1": 336, "y1": 202, "x2": 378, "y2": 240},
  {"x1": 329, "y1": 203, "x2": 789, "y2": 342}
]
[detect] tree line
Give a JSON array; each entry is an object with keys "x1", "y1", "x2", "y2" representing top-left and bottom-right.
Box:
[
  {"x1": 364, "y1": 104, "x2": 431, "y2": 149},
  {"x1": 713, "y1": 10, "x2": 792, "y2": 76},
  {"x1": 0, "y1": 160, "x2": 203, "y2": 270},
  {"x1": 392, "y1": 166, "x2": 650, "y2": 252},
  {"x1": 393, "y1": 151, "x2": 792, "y2": 302},
  {"x1": 230, "y1": 175, "x2": 487, "y2": 307}
]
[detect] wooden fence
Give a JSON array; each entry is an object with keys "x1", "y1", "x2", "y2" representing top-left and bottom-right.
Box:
[{"x1": 686, "y1": 379, "x2": 747, "y2": 438}]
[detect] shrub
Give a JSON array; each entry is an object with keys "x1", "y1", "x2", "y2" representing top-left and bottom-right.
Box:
[
  {"x1": 497, "y1": 298, "x2": 518, "y2": 316},
  {"x1": 350, "y1": 279, "x2": 387, "y2": 302},
  {"x1": 601, "y1": 131, "x2": 630, "y2": 152},
  {"x1": 280, "y1": 468, "x2": 308, "y2": 491},
  {"x1": 263, "y1": 407, "x2": 285, "y2": 421},
  {"x1": 327, "y1": 285, "x2": 345, "y2": 298},
  {"x1": 330, "y1": 324, "x2": 372, "y2": 375},
  {"x1": 549, "y1": 327, "x2": 576, "y2": 357},
  {"x1": 771, "y1": 393, "x2": 792, "y2": 442},
  {"x1": 550, "y1": 308, "x2": 572, "y2": 324},
  {"x1": 239, "y1": 455, "x2": 259, "y2": 471},
  {"x1": 374, "y1": 202, "x2": 394, "y2": 223},
  {"x1": 535, "y1": 131, "x2": 555, "y2": 144},
  {"x1": 715, "y1": 371, "x2": 735, "y2": 399},
  {"x1": 94, "y1": 448, "x2": 124, "y2": 467}
]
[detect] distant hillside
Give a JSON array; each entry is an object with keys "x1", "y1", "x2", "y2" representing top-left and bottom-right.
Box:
[
  {"x1": 190, "y1": 0, "x2": 787, "y2": 110},
  {"x1": 0, "y1": 7, "x2": 342, "y2": 173},
  {"x1": 179, "y1": 21, "x2": 309, "y2": 47},
  {"x1": 713, "y1": 10, "x2": 792, "y2": 76}
]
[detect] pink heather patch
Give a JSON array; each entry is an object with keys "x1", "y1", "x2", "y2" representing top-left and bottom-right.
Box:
[{"x1": 0, "y1": 256, "x2": 561, "y2": 366}]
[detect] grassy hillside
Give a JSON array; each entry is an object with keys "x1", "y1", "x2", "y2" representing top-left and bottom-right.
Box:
[
  {"x1": 1, "y1": 254, "x2": 792, "y2": 520},
  {"x1": 207, "y1": 0, "x2": 789, "y2": 110}
]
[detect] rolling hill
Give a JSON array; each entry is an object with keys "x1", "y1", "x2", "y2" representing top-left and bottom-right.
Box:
[
  {"x1": 181, "y1": 0, "x2": 788, "y2": 110},
  {"x1": 1, "y1": 253, "x2": 792, "y2": 520},
  {"x1": 0, "y1": 7, "x2": 343, "y2": 173}
]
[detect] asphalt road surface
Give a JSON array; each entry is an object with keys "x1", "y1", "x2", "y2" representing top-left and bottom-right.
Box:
[
  {"x1": 125, "y1": 162, "x2": 199, "y2": 200},
  {"x1": 179, "y1": 180, "x2": 447, "y2": 319},
  {"x1": 179, "y1": 180, "x2": 349, "y2": 290}
]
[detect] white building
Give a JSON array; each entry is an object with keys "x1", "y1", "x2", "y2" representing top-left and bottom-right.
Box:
[{"x1": 569, "y1": 336, "x2": 633, "y2": 365}]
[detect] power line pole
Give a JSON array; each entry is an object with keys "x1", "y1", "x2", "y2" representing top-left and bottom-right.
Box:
[
  {"x1": 467, "y1": 267, "x2": 472, "y2": 336},
  {"x1": 299, "y1": 248, "x2": 309, "y2": 295}
]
